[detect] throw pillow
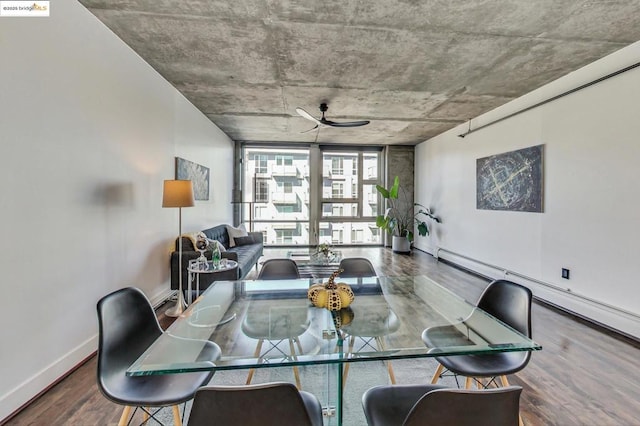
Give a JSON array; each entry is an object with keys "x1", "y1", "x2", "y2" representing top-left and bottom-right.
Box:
[
  {"x1": 226, "y1": 224, "x2": 248, "y2": 248},
  {"x1": 234, "y1": 236, "x2": 255, "y2": 246}
]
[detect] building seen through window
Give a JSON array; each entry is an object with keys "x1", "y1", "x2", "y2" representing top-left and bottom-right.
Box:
[{"x1": 242, "y1": 146, "x2": 382, "y2": 246}]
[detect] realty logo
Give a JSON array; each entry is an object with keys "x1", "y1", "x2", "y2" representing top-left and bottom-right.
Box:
[{"x1": 0, "y1": 1, "x2": 50, "y2": 17}]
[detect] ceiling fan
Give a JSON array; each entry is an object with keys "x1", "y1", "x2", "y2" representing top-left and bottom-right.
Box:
[{"x1": 295, "y1": 103, "x2": 370, "y2": 132}]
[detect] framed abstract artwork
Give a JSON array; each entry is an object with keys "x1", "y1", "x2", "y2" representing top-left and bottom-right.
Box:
[
  {"x1": 476, "y1": 145, "x2": 544, "y2": 212},
  {"x1": 175, "y1": 157, "x2": 210, "y2": 201}
]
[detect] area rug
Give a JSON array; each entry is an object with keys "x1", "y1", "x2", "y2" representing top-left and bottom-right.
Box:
[{"x1": 156, "y1": 357, "x2": 456, "y2": 425}]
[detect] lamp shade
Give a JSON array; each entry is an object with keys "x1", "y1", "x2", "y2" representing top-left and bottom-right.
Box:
[{"x1": 162, "y1": 180, "x2": 195, "y2": 208}]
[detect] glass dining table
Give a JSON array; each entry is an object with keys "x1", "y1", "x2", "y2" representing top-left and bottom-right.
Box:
[{"x1": 127, "y1": 275, "x2": 541, "y2": 425}]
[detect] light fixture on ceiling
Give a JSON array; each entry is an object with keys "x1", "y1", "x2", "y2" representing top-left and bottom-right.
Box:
[{"x1": 296, "y1": 102, "x2": 370, "y2": 133}]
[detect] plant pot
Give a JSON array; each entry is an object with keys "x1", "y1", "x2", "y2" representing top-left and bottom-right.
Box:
[{"x1": 392, "y1": 236, "x2": 411, "y2": 254}]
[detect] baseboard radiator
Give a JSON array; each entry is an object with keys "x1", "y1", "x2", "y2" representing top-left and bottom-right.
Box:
[
  {"x1": 435, "y1": 246, "x2": 640, "y2": 340},
  {"x1": 155, "y1": 289, "x2": 178, "y2": 309}
]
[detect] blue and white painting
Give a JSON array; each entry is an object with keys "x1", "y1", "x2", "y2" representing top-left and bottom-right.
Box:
[{"x1": 476, "y1": 145, "x2": 543, "y2": 212}]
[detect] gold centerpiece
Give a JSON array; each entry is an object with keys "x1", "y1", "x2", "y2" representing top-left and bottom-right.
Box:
[{"x1": 307, "y1": 269, "x2": 355, "y2": 311}]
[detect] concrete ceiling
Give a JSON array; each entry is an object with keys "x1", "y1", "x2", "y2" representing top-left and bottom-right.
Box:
[{"x1": 79, "y1": 0, "x2": 640, "y2": 146}]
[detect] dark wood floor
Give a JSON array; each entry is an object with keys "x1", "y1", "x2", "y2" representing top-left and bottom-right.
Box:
[{"x1": 5, "y1": 248, "x2": 640, "y2": 425}]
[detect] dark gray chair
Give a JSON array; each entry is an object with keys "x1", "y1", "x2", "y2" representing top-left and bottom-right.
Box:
[
  {"x1": 258, "y1": 258, "x2": 300, "y2": 280},
  {"x1": 362, "y1": 384, "x2": 522, "y2": 426},
  {"x1": 422, "y1": 279, "x2": 533, "y2": 391},
  {"x1": 338, "y1": 257, "x2": 377, "y2": 278},
  {"x1": 336, "y1": 258, "x2": 396, "y2": 386},
  {"x1": 246, "y1": 259, "x2": 306, "y2": 387},
  {"x1": 97, "y1": 287, "x2": 221, "y2": 426},
  {"x1": 187, "y1": 382, "x2": 324, "y2": 426},
  {"x1": 340, "y1": 301, "x2": 399, "y2": 387}
]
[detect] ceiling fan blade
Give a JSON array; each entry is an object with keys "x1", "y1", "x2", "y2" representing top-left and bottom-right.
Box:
[
  {"x1": 295, "y1": 107, "x2": 321, "y2": 124},
  {"x1": 326, "y1": 120, "x2": 370, "y2": 127},
  {"x1": 300, "y1": 124, "x2": 319, "y2": 133},
  {"x1": 299, "y1": 104, "x2": 370, "y2": 129}
]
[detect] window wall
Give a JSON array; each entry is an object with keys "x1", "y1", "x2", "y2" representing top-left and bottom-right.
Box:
[
  {"x1": 242, "y1": 147, "x2": 309, "y2": 245},
  {"x1": 241, "y1": 145, "x2": 382, "y2": 246},
  {"x1": 319, "y1": 150, "x2": 381, "y2": 245}
]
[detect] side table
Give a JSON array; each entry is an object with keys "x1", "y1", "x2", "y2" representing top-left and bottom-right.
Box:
[{"x1": 187, "y1": 260, "x2": 238, "y2": 304}]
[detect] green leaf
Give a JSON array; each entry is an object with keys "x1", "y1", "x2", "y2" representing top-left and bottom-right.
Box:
[
  {"x1": 389, "y1": 176, "x2": 400, "y2": 199},
  {"x1": 388, "y1": 217, "x2": 398, "y2": 233},
  {"x1": 376, "y1": 177, "x2": 441, "y2": 236},
  {"x1": 375, "y1": 184, "x2": 389, "y2": 199},
  {"x1": 376, "y1": 215, "x2": 395, "y2": 234}
]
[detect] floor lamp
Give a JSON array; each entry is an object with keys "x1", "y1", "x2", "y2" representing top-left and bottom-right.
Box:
[{"x1": 163, "y1": 179, "x2": 195, "y2": 317}]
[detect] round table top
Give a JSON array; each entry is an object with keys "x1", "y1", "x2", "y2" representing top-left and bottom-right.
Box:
[{"x1": 187, "y1": 259, "x2": 238, "y2": 273}]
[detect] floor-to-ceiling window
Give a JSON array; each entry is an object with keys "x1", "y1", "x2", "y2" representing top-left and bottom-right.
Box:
[
  {"x1": 242, "y1": 146, "x2": 310, "y2": 245},
  {"x1": 241, "y1": 145, "x2": 382, "y2": 246},
  {"x1": 319, "y1": 149, "x2": 382, "y2": 245}
]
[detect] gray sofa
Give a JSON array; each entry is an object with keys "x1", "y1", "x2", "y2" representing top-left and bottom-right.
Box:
[{"x1": 170, "y1": 224, "x2": 263, "y2": 292}]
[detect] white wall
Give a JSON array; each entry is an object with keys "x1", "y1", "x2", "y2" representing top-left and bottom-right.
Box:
[
  {"x1": 415, "y1": 42, "x2": 640, "y2": 339},
  {"x1": 0, "y1": 1, "x2": 234, "y2": 420}
]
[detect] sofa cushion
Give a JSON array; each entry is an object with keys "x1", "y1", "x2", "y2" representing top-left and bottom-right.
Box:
[
  {"x1": 231, "y1": 243, "x2": 262, "y2": 278},
  {"x1": 234, "y1": 235, "x2": 255, "y2": 246},
  {"x1": 226, "y1": 224, "x2": 248, "y2": 247},
  {"x1": 203, "y1": 225, "x2": 231, "y2": 248}
]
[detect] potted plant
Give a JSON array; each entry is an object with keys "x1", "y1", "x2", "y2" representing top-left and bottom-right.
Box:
[{"x1": 375, "y1": 176, "x2": 440, "y2": 253}]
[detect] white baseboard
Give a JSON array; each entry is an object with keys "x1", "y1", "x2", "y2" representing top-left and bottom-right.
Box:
[
  {"x1": 0, "y1": 287, "x2": 175, "y2": 423},
  {"x1": 0, "y1": 335, "x2": 97, "y2": 422},
  {"x1": 525, "y1": 281, "x2": 640, "y2": 340},
  {"x1": 149, "y1": 288, "x2": 176, "y2": 308},
  {"x1": 437, "y1": 250, "x2": 640, "y2": 340}
]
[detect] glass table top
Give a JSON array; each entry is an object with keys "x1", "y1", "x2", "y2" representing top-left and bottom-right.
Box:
[{"x1": 127, "y1": 275, "x2": 541, "y2": 376}]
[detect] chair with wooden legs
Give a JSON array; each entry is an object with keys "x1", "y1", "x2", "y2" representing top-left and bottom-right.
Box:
[
  {"x1": 336, "y1": 258, "x2": 397, "y2": 387},
  {"x1": 242, "y1": 304, "x2": 310, "y2": 389},
  {"x1": 362, "y1": 384, "x2": 522, "y2": 426},
  {"x1": 97, "y1": 287, "x2": 221, "y2": 426},
  {"x1": 422, "y1": 279, "x2": 532, "y2": 426},
  {"x1": 340, "y1": 301, "x2": 400, "y2": 387},
  {"x1": 258, "y1": 258, "x2": 301, "y2": 280},
  {"x1": 244, "y1": 259, "x2": 308, "y2": 389},
  {"x1": 338, "y1": 257, "x2": 377, "y2": 278}
]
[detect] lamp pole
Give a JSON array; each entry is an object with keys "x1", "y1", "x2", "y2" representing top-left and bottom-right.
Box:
[{"x1": 163, "y1": 180, "x2": 195, "y2": 317}]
